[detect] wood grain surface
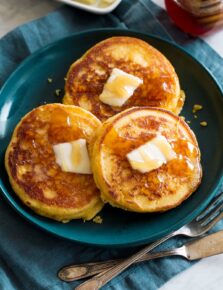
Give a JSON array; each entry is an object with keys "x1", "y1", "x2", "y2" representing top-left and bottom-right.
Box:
[{"x1": 0, "y1": 0, "x2": 61, "y2": 37}]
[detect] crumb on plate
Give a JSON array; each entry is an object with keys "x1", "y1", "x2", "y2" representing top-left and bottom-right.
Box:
[
  {"x1": 93, "y1": 215, "x2": 103, "y2": 224},
  {"x1": 192, "y1": 104, "x2": 203, "y2": 113},
  {"x1": 55, "y1": 89, "x2": 62, "y2": 96},
  {"x1": 200, "y1": 121, "x2": 207, "y2": 127}
]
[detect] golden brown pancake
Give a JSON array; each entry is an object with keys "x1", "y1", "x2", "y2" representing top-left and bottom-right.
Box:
[
  {"x1": 92, "y1": 107, "x2": 202, "y2": 212},
  {"x1": 63, "y1": 36, "x2": 184, "y2": 121},
  {"x1": 5, "y1": 104, "x2": 103, "y2": 222}
]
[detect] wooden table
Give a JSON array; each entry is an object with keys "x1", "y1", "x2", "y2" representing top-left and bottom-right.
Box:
[{"x1": 0, "y1": 0, "x2": 60, "y2": 37}]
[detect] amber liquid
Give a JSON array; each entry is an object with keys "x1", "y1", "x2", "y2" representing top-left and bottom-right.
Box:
[{"x1": 165, "y1": 0, "x2": 221, "y2": 36}]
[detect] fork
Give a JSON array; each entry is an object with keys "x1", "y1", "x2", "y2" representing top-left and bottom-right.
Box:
[
  {"x1": 74, "y1": 191, "x2": 223, "y2": 290},
  {"x1": 60, "y1": 229, "x2": 223, "y2": 282}
]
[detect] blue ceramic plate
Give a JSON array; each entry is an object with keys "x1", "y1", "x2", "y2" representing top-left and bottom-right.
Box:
[{"x1": 0, "y1": 29, "x2": 223, "y2": 247}]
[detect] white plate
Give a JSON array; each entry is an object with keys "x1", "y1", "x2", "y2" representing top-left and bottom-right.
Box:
[{"x1": 55, "y1": 0, "x2": 122, "y2": 14}]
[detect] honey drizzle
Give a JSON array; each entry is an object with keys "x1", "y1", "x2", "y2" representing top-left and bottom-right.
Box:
[
  {"x1": 48, "y1": 108, "x2": 84, "y2": 144},
  {"x1": 103, "y1": 126, "x2": 154, "y2": 156},
  {"x1": 103, "y1": 122, "x2": 199, "y2": 180},
  {"x1": 71, "y1": 142, "x2": 82, "y2": 167},
  {"x1": 168, "y1": 138, "x2": 199, "y2": 177}
]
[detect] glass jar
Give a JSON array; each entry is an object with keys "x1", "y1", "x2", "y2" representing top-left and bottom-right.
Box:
[{"x1": 165, "y1": 0, "x2": 223, "y2": 36}]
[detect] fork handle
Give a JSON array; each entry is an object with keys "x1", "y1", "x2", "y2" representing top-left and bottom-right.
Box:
[
  {"x1": 59, "y1": 249, "x2": 178, "y2": 282},
  {"x1": 75, "y1": 232, "x2": 176, "y2": 290}
]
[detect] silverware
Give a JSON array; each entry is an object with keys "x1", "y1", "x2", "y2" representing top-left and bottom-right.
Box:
[
  {"x1": 74, "y1": 192, "x2": 223, "y2": 290},
  {"x1": 59, "y1": 230, "x2": 223, "y2": 282}
]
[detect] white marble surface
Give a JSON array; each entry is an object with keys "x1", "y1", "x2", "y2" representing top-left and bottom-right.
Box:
[
  {"x1": 160, "y1": 254, "x2": 223, "y2": 290},
  {"x1": 0, "y1": 1, "x2": 223, "y2": 290}
]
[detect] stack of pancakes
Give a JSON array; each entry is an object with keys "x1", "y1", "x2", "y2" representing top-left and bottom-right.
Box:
[{"x1": 5, "y1": 37, "x2": 202, "y2": 222}]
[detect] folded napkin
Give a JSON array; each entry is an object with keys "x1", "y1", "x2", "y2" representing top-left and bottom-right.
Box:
[{"x1": 0, "y1": 1, "x2": 223, "y2": 290}]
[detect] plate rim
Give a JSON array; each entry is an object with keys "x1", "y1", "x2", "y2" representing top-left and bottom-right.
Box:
[{"x1": 0, "y1": 28, "x2": 223, "y2": 247}]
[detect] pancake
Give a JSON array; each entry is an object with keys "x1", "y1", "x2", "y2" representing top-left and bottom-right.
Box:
[
  {"x1": 5, "y1": 104, "x2": 103, "y2": 222},
  {"x1": 63, "y1": 36, "x2": 184, "y2": 121},
  {"x1": 92, "y1": 107, "x2": 202, "y2": 212}
]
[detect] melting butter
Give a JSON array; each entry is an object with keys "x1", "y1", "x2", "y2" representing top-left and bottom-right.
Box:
[
  {"x1": 99, "y1": 68, "x2": 143, "y2": 107},
  {"x1": 53, "y1": 139, "x2": 92, "y2": 174},
  {"x1": 126, "y1": 135, "x2": 176, "y2": 173}
]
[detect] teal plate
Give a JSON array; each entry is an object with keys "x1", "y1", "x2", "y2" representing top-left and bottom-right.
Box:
[{"x1": 0, "y1": 29, "x2": 223, "y2": 247}]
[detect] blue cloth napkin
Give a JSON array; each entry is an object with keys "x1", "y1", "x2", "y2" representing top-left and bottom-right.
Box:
[{"x1": 0, "y1": 1, "x2": 223, "y2": 290}]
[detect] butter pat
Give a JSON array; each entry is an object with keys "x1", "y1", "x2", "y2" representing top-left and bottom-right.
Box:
[
  {"x1": 126, "y1": 135, "x2": 176, "y2": 173},
  {"x1": 99, "y1": 68, "x2": 143, "y2": 107},
  {"x1": 53, "y1": 139, "x2": 92, "y2": 174}
]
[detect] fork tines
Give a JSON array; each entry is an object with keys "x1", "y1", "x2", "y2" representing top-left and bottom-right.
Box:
[{"x1": 196, "y1": 191, "x2": 223, "y2": 225}]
